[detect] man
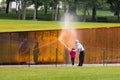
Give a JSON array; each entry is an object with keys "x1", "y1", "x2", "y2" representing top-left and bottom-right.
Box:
[{"x1": 75, "y1": 40, "x2": 85, "y2": 66}]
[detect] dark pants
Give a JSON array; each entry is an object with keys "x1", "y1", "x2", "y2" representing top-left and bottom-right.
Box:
[
  {"x1": 71, "y1": 58, "x2": 75, "y2": 65},
  {"x1": 78, "y1": 51, "x2": 85, "y2": 66}
]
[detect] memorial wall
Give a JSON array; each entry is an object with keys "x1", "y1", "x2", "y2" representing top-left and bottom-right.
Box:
[{"x1": 0, "y1": 27, "x2": 120, "y2": 64}]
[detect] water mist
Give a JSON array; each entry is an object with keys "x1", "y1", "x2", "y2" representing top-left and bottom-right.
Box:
[{"x1": 59, "y1": 12, "x2": 78, "y2": 51}]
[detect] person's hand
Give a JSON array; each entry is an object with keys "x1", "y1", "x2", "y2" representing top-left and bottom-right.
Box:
[{"x1": 78, "y1": 49, "x2": 80, "y2": 53}]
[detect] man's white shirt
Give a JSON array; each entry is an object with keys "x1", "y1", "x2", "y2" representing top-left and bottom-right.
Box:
[{"x1": 76, "y1": 43, "x2": 85, "y2": 53}]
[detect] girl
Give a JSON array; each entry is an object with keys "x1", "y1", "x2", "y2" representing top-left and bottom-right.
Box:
[{"x1": 70, "y1": 48, "x2": 76, "y2": 65}]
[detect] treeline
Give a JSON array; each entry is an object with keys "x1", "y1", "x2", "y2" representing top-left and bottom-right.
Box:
[{"x1": 0, "y1": 0, "x2": 120, "y2": 22}]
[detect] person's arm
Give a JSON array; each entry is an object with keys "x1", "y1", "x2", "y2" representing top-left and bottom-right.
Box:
[
  {"x1": 77, "y1": 45, "x2": 82, "y2": 53},
  {"x1": 77, "y1": 49, "x2": 80, "y2": 53}
]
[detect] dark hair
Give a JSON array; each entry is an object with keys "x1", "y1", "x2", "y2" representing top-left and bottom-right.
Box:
[{"x1": 72, "y1": 48, "x2": 75, "y2": 50}]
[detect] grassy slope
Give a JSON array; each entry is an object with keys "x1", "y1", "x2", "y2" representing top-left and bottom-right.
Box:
[
  {"x1": 0, "y1": 19, "x2": 120, "y2": 32},
  {"x1": 0, "y1": 66, "x2": 120, "y2": 80}
]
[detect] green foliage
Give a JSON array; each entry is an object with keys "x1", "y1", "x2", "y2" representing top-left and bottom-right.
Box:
[
  {"x1": 31, "y1": 0, "x2": 43, "y2": 7},
  {"x1": 0, "y1": 9, "x2": 119, "y2": 22},
  {"x1": 0, "y1": 0, "x2": 6, "y2": 9},
  {"x1": 107, "y1": 0, "x2": 120, "y2": 12},
  {"x1": 77, "y1": 0, "x2": 109, "y2": 9}
]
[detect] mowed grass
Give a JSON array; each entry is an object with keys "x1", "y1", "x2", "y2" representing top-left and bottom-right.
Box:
[
  {"x1": 0, "y1": 19, "x2": 120, "y2": 32},
  {"x1": 0, "y1": 66, "x2": 120, "y2": 80}
]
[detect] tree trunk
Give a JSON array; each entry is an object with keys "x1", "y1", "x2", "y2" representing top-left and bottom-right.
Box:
[
  {"x1": 57, "y1": 6, "x2": 60, "y2": 20},
  {"x1": 73, "y1": 0, "x2": 77, "y2": 15},
  {"x1": 33, "y1": 0, "x2": 38, "y2": 20},
  {"x1": 22, "y1": 7, "x2": 26, "y2": 20},
  {"x1": 17, "y1": 0, "x2": 21, "y2": 19},
  {"x1": 6, "y1": 0, "x2": 10, "y2": 14},
  {"x1": 117, "y1": 3, "x2": 120, "y2": 22},
  {"x1": 68, "y1": 0, "x2": 77, "y2": 16},
  {"x1": 63, "y1": 0, "x2": 67, "y2": 13},
  {"x1": 117, "y1": 12, "x2": 120, "y2": 22},
  {"x1": 33, "y1": 5, "x2": 37, "y2": 20},
  {"x1": 92, "y1": 5, "x2": 96, "y2": 21},
  {"x1": 52, "y1": 4, "x2": 58, "y2": 21},
  {"x1": 45, "y1": 6, "x2": 47, "y2": 14},
  {"x1": 64, "y1": 5, "x2": 67, "y2": 13},
  {"x1": 21, "y1": 0, "x2": 26, "y2": 20},
  {"x1": 54, "y1": 6, "x2": 57, "y2": 21},
  {"x1": 82, "y1": 6, "x2": 87, "y2": 22},
  {"x1": 52, "y1": 6, "x2": 55, "y2": 21},
  {"x1": 9, "y1": 2, "x2": 12, "y2": 12}
]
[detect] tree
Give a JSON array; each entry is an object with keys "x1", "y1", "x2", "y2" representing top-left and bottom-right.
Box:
[
  {"x1": 78, "y1": 0, "x2": 107, "y2": 22},
  {"x1": 91, "y1": 0, "x2": 109, "y2": 21},
  {"x1": 18, "y1": 0, "x2": 31, "y2": 20},
  {"x1": 53, "y1": 0, "x2": 58, "y2": 21},
  {"x1": 68, "y1": 0, "x2": 78, "y2": 16},
  {"x1": 77, "y1": 0, "x2": 90, "y2": 21},
  {"x1": 21, "y1": 0, "x2": 26, "y2": 20},
  {"x1": 107, "y1": 0, "x2": 120, "y2": 22},
  {"x1": 32, "y1": 0, "x2": 39, "y2": 20},
  {"x1": 62, "y1": 0, "x2": 67, "y2": 13},
  {"x1": 1, "y1": 0, "x2": 6, "y2": 9},
  {"x1": 42, "y1": 0, "x2": 51, "y2": 14},
  {"x1": 50, "y1": 0, "x2": 60, "y2": 21},
  {"x1": 91, "y1": 0, "x2": 97, "y2": 21},
  {"x1": 16, "y1": 0, "x2": 22, "y2": 19},
  {"x1": 32, "y1": 0, "x2": 52, "y2": 20},
  {"x1": 6, "y1": 0, "x2": 13, "y2": 13}
]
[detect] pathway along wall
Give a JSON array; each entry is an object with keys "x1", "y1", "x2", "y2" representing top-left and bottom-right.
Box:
[{"x1": 0, "y1": 27, "x2": 120, "y2": 64}]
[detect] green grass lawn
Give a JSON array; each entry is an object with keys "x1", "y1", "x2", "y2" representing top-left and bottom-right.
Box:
[
  {"x1": 0, "y1": 19, "x2": 120, "y2": 32},
  {"x1": 0, "y1": 9, "x2": 119, "y2": 22},
  {"x1": 0, "y1": 66, "x2": 120, "y2": 80}
]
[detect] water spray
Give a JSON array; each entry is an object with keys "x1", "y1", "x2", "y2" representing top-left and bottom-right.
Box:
[
  {"x1": 58, "y1": 37, "x2": 70, "y2": 51},
  {"x1": 59, "y1": 12, "x2": 78, "y2": 52}
]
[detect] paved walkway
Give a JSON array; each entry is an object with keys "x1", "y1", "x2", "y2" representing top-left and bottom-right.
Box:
[{"x1": 0, "y1": 63, "x2": 120, "y2": 67}]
